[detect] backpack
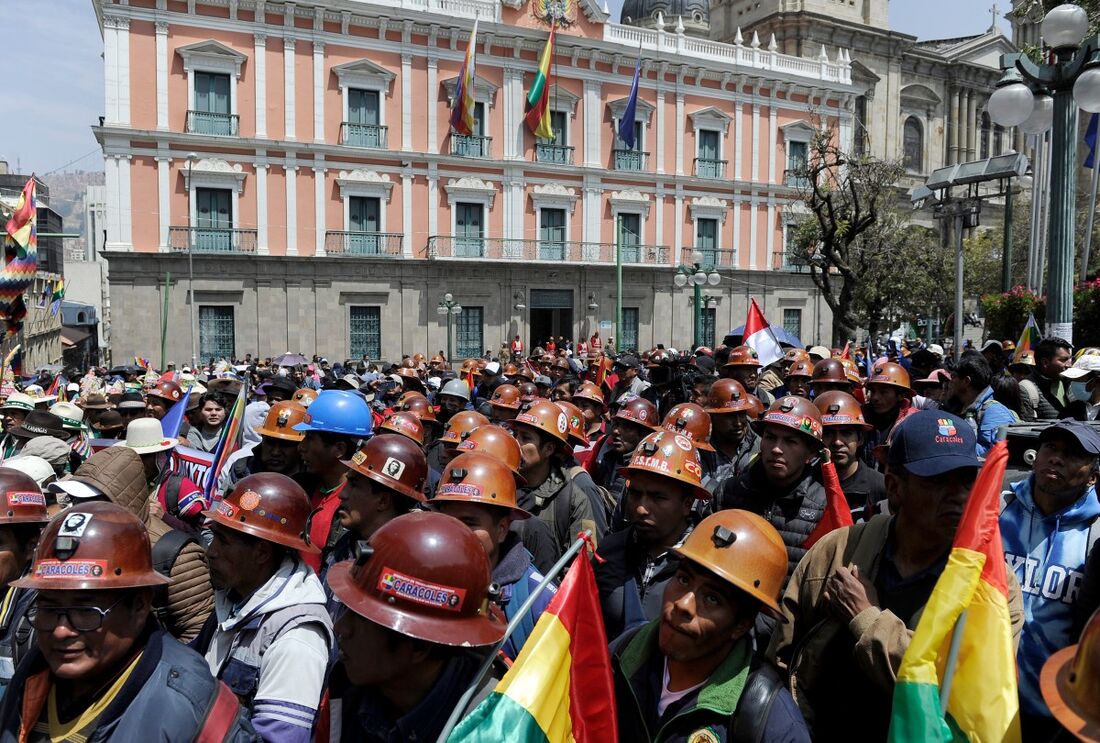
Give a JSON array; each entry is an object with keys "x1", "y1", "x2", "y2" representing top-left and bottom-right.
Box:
[
  {"x1": 150, "y1": 528, "x2": 199, "y2": 626},
  {"x1": 568, "y1": 465, "x2": 615, "y2": 525}
]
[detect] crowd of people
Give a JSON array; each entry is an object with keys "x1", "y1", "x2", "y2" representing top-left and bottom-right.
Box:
[{"x1": 0, "y1": 333, "x2": 1095, "y2": 741}]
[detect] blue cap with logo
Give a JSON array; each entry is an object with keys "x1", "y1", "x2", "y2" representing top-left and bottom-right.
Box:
[
  {"x1": 1039, "y1": 418, "x2": 1100, "y2": 456},
  {"x1": 886, "y1": 410, "x2": 978, "y2": 477}
]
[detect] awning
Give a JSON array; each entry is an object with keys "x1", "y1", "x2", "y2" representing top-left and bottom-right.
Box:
[{"x1": 60, "y1": 327, "x2": 91, "y2": 348}]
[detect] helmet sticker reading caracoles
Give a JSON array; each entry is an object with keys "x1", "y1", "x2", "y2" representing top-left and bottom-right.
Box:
[{"x1": 378, "y1": 566, "x2": 467, "y2": 612}]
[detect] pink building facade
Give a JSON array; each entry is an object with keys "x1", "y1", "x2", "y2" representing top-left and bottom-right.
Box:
[{"x1": 96, "y1": 0, "x2": 851, "y2": 363}]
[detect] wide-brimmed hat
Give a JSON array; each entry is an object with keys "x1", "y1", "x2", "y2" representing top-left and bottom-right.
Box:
[
  {"x1": 9, "y1": 411, "x2": 68, "y2": 440},
  {"x1": 120, "y1": 418, "x2": 177, "y2": 454},
  {"x1": 78, "y1": 393, "x2": 112, "y2": 410},
  {"x1": 0, "y1": 393, "x2": 36, "y2": 413},
  {"x1": 49, "y1": 402, "x2": 85, "y2": 431},
  {"x1": 91, "y1": 410, "x2": 126, "y2": 435},
  {"x1": 116, "y1": 391, "x2": 146, "y2": 410}
]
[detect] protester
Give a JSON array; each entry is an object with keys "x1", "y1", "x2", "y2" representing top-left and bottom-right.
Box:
[
  {"x1": 814, "y1": 390, "x2": 885, "y2": 521},
  {"x1": 1030, "y1": 337, "x2": 1074, "y2": 419},
  {"x1": 703, "y1": 379, "x2": 760, "y2": 494},
  {"x1": 217, "y1": 400, "x2": 308, "y2": 495},
  {"x1": 1041, "y1": 606, "x2": 1100, "y2": 742},
  {"x1": 944, "y1": 352, "x2": 1016, "y2": 457},
  {"x1": 588, "y1": 397, "x2": 660, "y2": 515},
  {"x1": 120, "y1": 418, "x2": 208, "y2": 531},
  {"x1": 861, "y1": 361, "x2": 915, "y2": 469},
  {"x1": 187, "y1": 391, "x2": 230, "y2": 453},
  {"x1": 144, "y1": 379, "x2": 185, "y2": 421}
]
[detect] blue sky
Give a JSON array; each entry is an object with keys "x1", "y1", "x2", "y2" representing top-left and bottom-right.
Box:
[{"x1": 0, "y1": 0, "x2": 1011, "y2": 177}]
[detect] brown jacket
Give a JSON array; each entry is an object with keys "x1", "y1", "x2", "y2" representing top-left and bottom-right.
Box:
[
  {"x1": 766, "y1": 513, "x2": 1024, "y2": 738},
  {"x1": 74, "y1": 446, "x2": 214, "y2": 641}
]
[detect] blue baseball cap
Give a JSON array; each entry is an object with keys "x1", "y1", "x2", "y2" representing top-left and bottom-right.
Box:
[
  {"x1": 1039, "y1": 419, "x2": 1100, "y2": 456},
  {"x1": 886, "y1": 410, "x2": 978, "y2": 477}
]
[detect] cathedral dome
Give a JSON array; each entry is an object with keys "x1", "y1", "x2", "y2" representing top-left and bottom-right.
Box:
[{"x1": 621, "y1": 0, "x2": 710, "y2": 36}]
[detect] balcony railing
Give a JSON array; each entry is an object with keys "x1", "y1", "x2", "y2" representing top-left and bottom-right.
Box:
[
  {"x1": 613, "y1": 149, "x2": 648, "y2": 171},
  {"x1": 186, "y1": 110, "x2": 239, "y2": 136},
  {"x1": 694, "y1": 158, "x2": 727, "y2": 179},
  {"x1": 784, "y1": 169, "x2": 812, "y2": 190},
  {"x1": 170, "y1": 226, "x2": 257, "y2": 253},
  {"x1": 688, "y1": 247, "x2": 737, "y2": 269},
  {"x1": 452, "y1": 134, "x2": 491, "y2": 158},
  {"x1": 535, "y1": 142, "x2": 574, "y2": 165},
  {"x1": 341, "y1": 122, "x2": 388, "y2": 149},
  {"x1": 325, "y1": 231, "x2": 403, "y2": 256},
  {"x1": 427, "y1": 236, "x2": 668, "y2": 265},
  {"x1": 773, "y1": 251, "x2": 808, "y2": 272}
]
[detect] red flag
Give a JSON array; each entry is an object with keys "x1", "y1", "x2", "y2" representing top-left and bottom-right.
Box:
[
  {"x1": 743, "y1": 298, "x2": 783, "y2": 366},
  {"x1": 802, "y1": 459, "x2": 854, "y2": 548},
  {"x1": 840, "y1": 342, "x2": 851, "y2": 360}
]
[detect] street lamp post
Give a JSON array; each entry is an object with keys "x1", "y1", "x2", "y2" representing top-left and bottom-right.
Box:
[
  {"x1": 186, "y1": 152, "x2": 198, "y2": 368},
  {"x1": 436, "y1": 292, "x2": 462, "y2": 367},
  {"x1": 988, "y1": 2, "x2": 1100, "y2": 341},
  {"x1": 673, "y1": 263, "x2": 721, "y2": 349}
]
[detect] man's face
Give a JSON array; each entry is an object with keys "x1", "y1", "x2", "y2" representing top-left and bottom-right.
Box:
[
  {"x1": 206, "y1": 523, "x2": 262, "y2": 594},
  {"x1": 299, "y1": 432, "x2": 342, "y2": 474},
  {"x1": 608, "y1": 418, "x2": 648, "y2": 455},
  {"x1": 2, "y1": 408, "x2": 27, "y2": 433},
  {"x1": 786, "y1": 377, "x2": 809, "y2": 397},
  {"x1": 144, "y1": 397, "x2": 170, "y2": 420},
  {"x1": 823, "y1": 426, "x2": 862, "y2": 469},
  {"x1": 711, "y1": 411, "x2": 749, "y2": 443},
  {"x1": 624, "y1": 471, "x2": 693, "y2": 546},
  {"x1": 811, "y1": 381, "x2": 851, "y2": 397},
  {"x1": 436, "y1": 501, "x2": 509, "y2": 565},
  {"x1": 439, "y1": 394, "x2": 465, "y2": 419},
  {"x1": 574, "y1": 398, "x2": 603, "y2": 427},
  {"x1": 1033, "y1": 434, "x2": 1096, "y2": 500},
  {"x1": 266, "y1": 389, "x2": 291, "y2": 404},
  {"x1": 1040, "y1": 347, "x2": 1072, "y2": 379},
  {"x1": 513, "y1": 424, "x2": 553, "y2": 472},
  {"x1": 658, "y1": 560, "x2": 753, "y2": 665},
  {"x1": 118, "y1": 407, "x2": 144, "y2": 426},
  {"x1": 727, "y1": 367, "x2": 758, "y2": 390},
  {"x1": 887, "y1": 466, "x2": 977, "y2": 548},
  {"x1": 337, "y1": 470, "x2": 390, "y2": 538},
  {"x1": 760, "y1": 424, "x2": 815, "y2": 485},
  {"x1": 334, "y1": 612, "x2": 415, "y2": 687},
  {"x1": 865, "y1": 384, "x2": 902, "y2": 416},
  {"x1": 616, "y1": 365, "x2": 636, "y2": 381},
  {"x1": 35, "y1": 589, "x2": 148, "y2": 683},
  {"x1": 258, "y1": 435, "x2": 301, "y2": 474},
  {"x1": 0, "y1": 526, "x2": 35, "y2": 587}
]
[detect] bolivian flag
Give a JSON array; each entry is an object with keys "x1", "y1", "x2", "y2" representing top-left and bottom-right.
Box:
[
  {"x1": 448, "y1": 552, "x2": 617, "y2": 742},
  {"x1": 524, "y1": 27, "x2": 556, "y2": 140},
  {"x1": 887, "y1": 441, "x2": 1020, "y2": 743}
]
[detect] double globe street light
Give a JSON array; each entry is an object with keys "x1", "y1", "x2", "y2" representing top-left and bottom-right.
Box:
[
  {"x1": 987, "y1": 2, "x2": 1100, "y2": 341},
  {"x1": 673, "y1": 264, "x2": 721, "y2": 349}
]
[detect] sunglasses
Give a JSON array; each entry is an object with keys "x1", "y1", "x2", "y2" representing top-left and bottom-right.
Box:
[{"x1": 28, "y1": 598, "x2": 126, "y2": 633}]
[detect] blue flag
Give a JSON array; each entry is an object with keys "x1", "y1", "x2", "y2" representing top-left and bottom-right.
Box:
[
  {"x1": 618, "y1": 54, "x2": 641, "y2": 149},
  {"x1": 160, "y1": 384, "x2": 192, "y2": 439},
  {"x1": 1086, "y1": 113, "x2": 1099, "y2": 169}
]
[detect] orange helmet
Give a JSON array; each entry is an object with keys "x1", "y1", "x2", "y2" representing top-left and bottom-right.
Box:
[
  {"x1": 810, "y1": 358, "x2": 850, "y2": 386},
  {"x1": 704, "y1": 379, "x2": 753, "y2": 415},
  {"x1": 613, "y1": 397, "x2": 660, "y2": 430},
  {"x1": 722, "y1": 345, "x2": 761, "y2": 369},
  {"x1": 503, "y1": 363, "x2": 520, "y2": 377},
  {"x1": 866, "y1": 361, "x2": 913, "y2": 396},
  {"x1": 434, "y1": 452, "x2": 531, "y2": 521},
  {"x1": 413, "y1": 353, "x2": 427, "y2": 367},
  {"x1": 785, "y1": 360, "x2": 815, "y2": 380},
  {"x1": 254, "y1": 401, "x2": 308, "y2": 442},
  {"x1": 430, "y1": 354, "x2": 447, "y2": 367},
  {"x1": 746, "y1": 394, "x2": 767, "y2": 420},
  {"x1": 441, "y1": 410, "x2": 490, "y2": 445},
  {"x1": 489, "y1": 384, "x2": 522, "y2": 410},
  {"x1": 673, "y1": 510, "x2": 788, "y2": 617},
  {"x1": 839, "y1": 358, "x2": 863, "y2": 385},
  {"x1": 396, "y1": 366, "x2": 426, "y2": 392},
  {"x1": 293, "y1": 388, "x2": 319, "y2": 407},
  {"x1": 752, "y1": 395, "x2": 824, "y2": 444},
  {"x1": 459, "y1": 359, "x2": 482, "y2": 378},
  {"x1": 622, "y1": 431, "x2": 710, "y2": 501},
  {"x1": 513, "y1": 400, "x2": 570, "y2": 445},
  {"x1": 572, "y1": 382, "x2": 606, "y2": 407},
  {"x1": 343, "y1": 434, "x2": 428, "y2": 503},
  {"x1": 456, "y1": 426, "x2": 525, "y2": 485},
  {"x1": 783, "y1": 348, "x2": 812, "y2": 365},
  {"x1": 147, "y1": 379, "x2": 184, "y2": 404},
  {"x1": 661, "y1": 403, "x2": 715, "y2": 452},
  {"x1": 514, "y1": 366, "x2": 536, "y2": 382},
  {"x1": 396, "y1": 390, "x2": 427, "y2": 408},
  {"x1": 400, "y1": 395, "x2": 441, "y2": 428},
  {"x1": 0, "y1": 468, "x2": 50, "y2": 524},
  {"x1": 1042, "y1": 606, "x2": 1100, "y2": 739},
  {"x1": 555, "y1": 401, "x2": 590, "y2": 448},
  {"x1": 378, "y1": 411, "x2": 426, "y2": 446},
  {"x1": 325, "y1": 511, "x2": 505, "y2": 646},
  {"x1": 517, "y1": 382, "x2": 540, "y2": 404},
  {"x1": 813, "y1": 391, "x2": 872, "y2": 430},
  {"x1": 14, "y1": 502, "x2": 171, "y2": 591},
  {"x1": 204, "y1": 473, "x2": 319, "y2": 553}
]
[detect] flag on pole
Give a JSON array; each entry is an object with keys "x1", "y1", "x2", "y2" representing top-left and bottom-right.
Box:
[
  {"x1": 802, "y1": 459, "x2": 854, "y2": 549},
  {"x1": 135, "y1": 355, "x2": 152, "y2": 370},
  {"x1": 449, "y1": 19, "x2": 480, "y2": 136},
  {"x1": 1012, "y1": 313, "x2": 1041, "y2": 364},
  {"x1": 617, "y1": 51, "x2": 641, "y2": 149},
  {"x1": 1086, "y1": 113, "x2": 1099, "y2": 169},
  {"x1": 743, "y1": 298, "x2": 783, "y2": 367},
  {"x1": 4, "y1": 344, "x2": 22, "y2": 380},
  {"x1": 4, "y1": 178, "x2": 37, "y2": 251},
  {"x1": 0, "y1": 179, "x2": 39, "y2": 337},
  {"x1": 447, "y1": 551, "x2": 617, "y2": 743},
  {"x1": 49, "y1": 278, "x2": 64, "y2": 316},
  {"x1": 840, "y1": 342, "x2": 851, "y2": 360},
  {"x1": 524, "y1": 26, "x2": 557, "y2": 140},
  {"x1": 887, "y1": 441, "x2": 1019, "y2": 743},
  {"x1": 204, "y1": 381, "x2": 247, "y2": 502}
]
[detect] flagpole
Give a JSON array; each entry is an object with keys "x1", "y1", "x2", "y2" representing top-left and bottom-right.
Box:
[
  {"x1": 436, "y1": 531, "x2": 592, "y2": 743},
  {"x1": 938, "y1": 608, "x2": 970, "y2": 709},
  {"x1": 1082, "y1": 146, "x2": 1099, "y2": 283}
]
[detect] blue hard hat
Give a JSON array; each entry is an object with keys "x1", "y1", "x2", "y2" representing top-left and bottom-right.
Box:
[{"x1": 292, "y1": 390, "x2": 373, "y2": 437}]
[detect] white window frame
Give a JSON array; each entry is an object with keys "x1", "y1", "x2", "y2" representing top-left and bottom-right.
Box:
[
  {"x1": 336, "y1": 169, "x2": 394, "y2": 233},
  {"x1": 689, "y1": 107, "x2": 731, "y2": 165},
  {"x1": 176, "y1": 40, "x2": 246, "y2": 119},
  {"x1": 531, "y1": 183, "x2": 579, "y2": 248},
  {"x1": 445, "y1": 177, "x2": 496, "y2": 237},
  {"x1": 608, "y1": 96, "x2": 655, "y2": 151},
  {"x1": 689, "y1": 196, "x2": 728, "y2": 258},
  {"x1": 182, "y1": 158, "x2": 246, "y2": 229},
  {"x1": 332, "y1": 58, "x2": 395, "y2": 132},
  {"x1": 442, "y1": 74, "x2": 498, "y2": 137}
]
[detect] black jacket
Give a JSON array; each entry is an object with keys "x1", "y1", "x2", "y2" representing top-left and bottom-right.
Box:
[{"x1": 594, "y1": 525, "x2": 687, "y2": 642}]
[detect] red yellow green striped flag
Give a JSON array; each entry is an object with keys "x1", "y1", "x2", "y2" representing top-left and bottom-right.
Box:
[
  {"x1": 1012, "y1": 313, "x2": 1041, "y2": 364},
  {"x1": 887, "y1": 441, "x2": 1020, "y2": 743},
  {"x1": 524, "y1": 27, "x2": 556, "y2": 140},
  {"x1": 447, "y1": 551, "x2": 617, "y2": 743}
]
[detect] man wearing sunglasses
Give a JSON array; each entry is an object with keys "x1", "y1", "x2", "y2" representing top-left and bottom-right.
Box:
[{"x1": 0, "y1": 502, "x2": 257, "y2": 740}]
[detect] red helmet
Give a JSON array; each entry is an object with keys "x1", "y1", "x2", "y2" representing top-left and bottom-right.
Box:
[
  {"x1": 343, "y1": 434, "x2": 429, "y2": 503},
  {"x1": 489, "y1": 384, "x2": 523, "y2": 410},
  {"x1": 783, "y1": 348, "x2": 812, "y2": 365},
  {"x1": 722, "y1": 345, "x2": 761, "y2": 368},
  {"x1": 147, "y1": 379, "x2": 184, "y2": 404},
  {"x1": 441, "y1": 410, "x2": 490, "y2": 445},
  {"x1": 435, "y1": 452, "x2": 531, "y2": 521},
  {"x1": 810, "y1": 358, "x2": 851, "y2": 386},
  {"x1": 325, "y1": 511, "x2": 506, "y2": 646},
  {"x1": 400, "y1": 395, "x2": 442, "y2": 428},
  {"x1": 814, "y1": 391, "x2": 872, "y2": 430},
  {"x1": 204, "y1": 473, "x2": 319, "y2": 553},
  {"x1": 613, "y1": 397, "x2": 660, "y2": 430},
  {"x1": 572, "y1": 382, "x2": 606, "y2": 407},
  {"x1": 660, "y1": 403, "x2": 715, "y2": 452},
  {"x1": 704, "y1": 379, "x2": 754, "y2": 415},
  {"x1": 785, "y1": 360, "x2": 815, "y2": 380},
  {"x1": 456, "y1": 426, "x2": 525, "y2": 485},
  {"x1": 0, "y1": 468, "x2": 49, "y2": 525},
  {"x1": 379, "y1": 411, "x2": 426, "y2": 446},
  {"x1": 517, "y1": 382, "x2": 541, "y2": 404}
]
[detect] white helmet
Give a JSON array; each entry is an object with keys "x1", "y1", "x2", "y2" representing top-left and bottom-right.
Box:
[{"x1": 440, "y1": 379, "x2": 471, "y2": 402}]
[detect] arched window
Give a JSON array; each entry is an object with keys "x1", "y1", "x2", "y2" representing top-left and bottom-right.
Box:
[
  {"x1": 994, "y1": 123, "x2": 1005, "y2": 155},
  {"x1": 981, "y1": 112, "x2": 991, "y2": 159},
  {"x1": 903, "y1": 117, "x2": 923, "y2": 172}
]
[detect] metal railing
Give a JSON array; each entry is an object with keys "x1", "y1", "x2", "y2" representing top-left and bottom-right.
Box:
[
  {"x1": 186, "y1": 110, "x2": 239, "y2": 136},
  {"x1": 452, "y1": 134, "x2": 492, "y2": 158},
  {"x1": 613, "y1": 149, "x2": 648, "y2": 171},
  {"x1": 325, "y1": 231, "x2": 404, "y2": 256},
  {"x1": 772, "y1": 251, "x2": 808, "y2": 272},
  {"x1": 169, "y1": 226, "x2": 257, "y2": 253},
  {"x1": 426, "y1": 236, "x2": 668, "y2": 265},
  {"x1": 535, "y1": 143, "x2": 575, "y2": 165},
  {"x1": 694, "y1": 158, "x2": 727, "y2": 179},
  {"x1": 688, "y1": 247, "x2": 737, "y2": 268},
  {"x1": 784, "y1": 169, "x2": 812, "y2": 190},
  {"x1": 340, "y1": 122, "x2": 388, "y2": 149}
]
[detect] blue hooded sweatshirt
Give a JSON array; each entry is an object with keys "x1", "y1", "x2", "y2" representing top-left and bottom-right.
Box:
[{"x1": 1000, "y1": 475, "x2": 1100, "y2": 716}]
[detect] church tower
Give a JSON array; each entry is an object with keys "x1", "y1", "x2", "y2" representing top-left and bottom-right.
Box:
[{"x1": 620, "y1": 0, "x2": 711, "y2": 37}]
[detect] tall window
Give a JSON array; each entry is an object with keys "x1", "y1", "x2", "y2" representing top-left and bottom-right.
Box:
[
  {"x1": 617, "y1": 213, "x2": 641, "y2": 263},
  {"x1": 903, "y1": 117, "x2": 923, "y2": 173},
  {"x1": 701, "y1": 306, "x2": 716, "y2": 349},
  {"x1": 854, "y1": 96, "x2": 868, "y2": 156},
  {"x1": 349, "y1": 197, "x2": 381, "y2": 254},
  {"x1": 548, "y1": 110, "x2": 567, "y2": 146},
  {"x1": 786, "y1": 140, "x2": 809, "y2": 188},
  {"x1": 347, "y1": 89, "x2": 383, "y2": 147},
  {"x1": 536, "y1": 110, "x2": 571, "y2": 164},
  {"x1": 453, "y1": 102, "x2": 487, "y2": 157},
  {"x1": 614, "y1": 121, "x2": 644, "y2": 170},
  {"x1": 199, "y1": 306, "x2": 234, "y2": 362},
  {"x1": 697, "y1": 130, "x2": 721, "y2": 177},
  {"x1": 782, "y1": 308, "x2": 802, "y2": 341},
  {"x1": 456, "y1": 306, "x2": 484, "y2": 359},
  {"x1": 539, "y1": 208, "x2": 566, "y2": 261},
  {"x1": 195, "y1": 188, "x2": 231, "y2": 251},
  {"x1": 620, "y1": 307, "x2": 639, "y2": 352},
  {"x1": 696, "y1": 218, "x2": 719, "y2": 267},
  {"x1": 349, "y1": 306, "x2": 381, "y2": 360},
  {"x1": 455, "y1": 203, "x2": 484, "y2": 258},
  {"x1": 193, "y1": 71, "x2": 232, "y2": 135}
]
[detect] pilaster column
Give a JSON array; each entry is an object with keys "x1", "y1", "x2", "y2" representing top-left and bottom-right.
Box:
[
  {"x1": 155, "y1": 22, "x2": 169, "y2": 129},
  {"x1": 751, "y1": 99, "x2": 761, "y2": 182},
  {"x1": 949, "y1": 87, "x2": 961, "y2": 165},
  {"x1": 283, "y1": 37, "x2": 296, "y2": 140},
  {"x1": 768, "y1": 93, "x2": 778, "y2": 183},
  {"x1": 254, "y1": 34, "x2": 267, "y2": 138},
  {"x1": 256, "y1": 162, "x2": 269, "y2": 255},
  {"x1": 427, "y1": 56, "x2": 439, "y2": 154},
  {"x1": 156, "y1": 155, "x2": 171, "y2": 250},
  {"x1": 313, "y1": 42, "x2": 325, "y2": 143},
  {"x1": 285, "y1": 161, "x2": 298, "y2": 255},
  {"x1": 401, "y1": 53, "x2": 413, "y2": 151},
  {"x1": 313, "y1": 162, "x2": 326, "y2": 256},
  {"x1": 966, "y1": 90, "x2": 977, "y2": 160},
  {"x1": 583, "y1": 80, "x2": 601, "y2": 167},
  {"x1": 655, "y1": 90, "x2": 666, "y2": 174},
  {"x1": 734, "y1": 99, "x2": 743, "y2": 181},
  {"x1": 675, "y1": 93, "x2": 685, "y2": 176}
]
